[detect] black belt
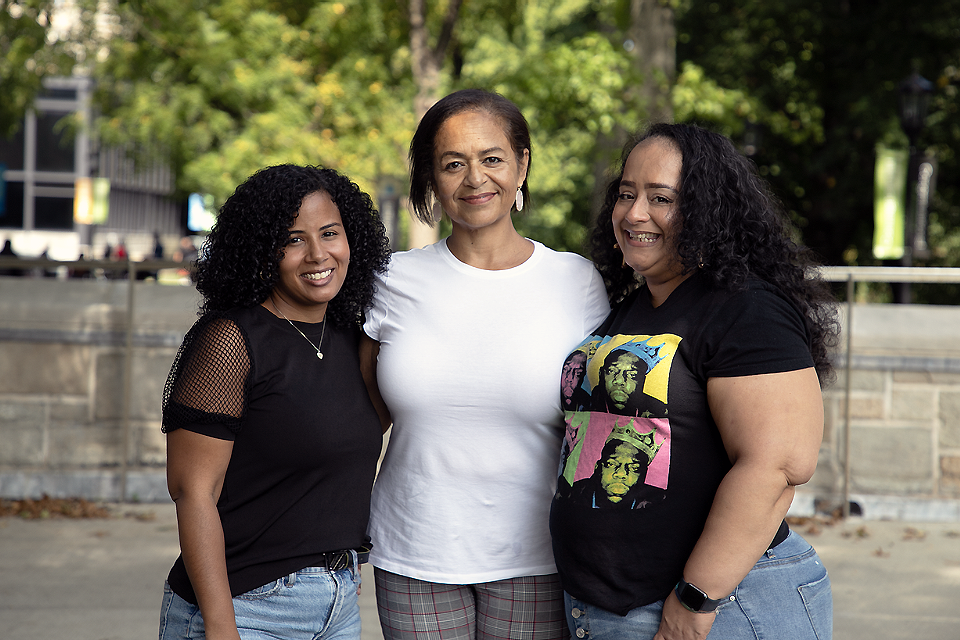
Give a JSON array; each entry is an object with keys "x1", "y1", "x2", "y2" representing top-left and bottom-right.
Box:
[{"x1": 320, "y1": 544, "x2": 372, "y2": 571}]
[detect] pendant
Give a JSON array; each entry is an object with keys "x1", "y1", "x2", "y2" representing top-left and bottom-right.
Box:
[{"x1": 317, "y1": 351, "x2": 324, "y2": 360}]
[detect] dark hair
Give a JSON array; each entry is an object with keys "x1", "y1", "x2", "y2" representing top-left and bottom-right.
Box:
[
  {"x1": 194, "y1": 164, "x2": 390, "y2": 327},
  {"x1": 590, "y1": 123, "x2": 839, "y2": 383},
  {"x1": 408, "y1": 88, "x2": 532, "y2": 225}
]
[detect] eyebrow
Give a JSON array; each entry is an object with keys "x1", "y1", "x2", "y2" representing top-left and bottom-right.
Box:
[
  {"x1": 620, "y1": 179, "x2": 679, "y2": 193},
  {"x1": 439, "y1": 146, "x2": 506, "y2": 160},
  {"x1": 289, "y1": 222, "x2": 343, "y2": 233}
]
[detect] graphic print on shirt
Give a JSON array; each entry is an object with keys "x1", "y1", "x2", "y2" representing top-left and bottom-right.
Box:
[{"x1": 557, "y1": 333, "x2": 681, "y2": 509}]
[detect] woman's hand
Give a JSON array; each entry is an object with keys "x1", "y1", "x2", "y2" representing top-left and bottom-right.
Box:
[{"x1": 654, "y1": 591, "x2": 715, "y2": 640}]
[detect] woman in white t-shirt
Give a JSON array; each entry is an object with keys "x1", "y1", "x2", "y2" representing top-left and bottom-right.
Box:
[{"x1": 360, "y1": 89, "x2": 610, "y2": 640}]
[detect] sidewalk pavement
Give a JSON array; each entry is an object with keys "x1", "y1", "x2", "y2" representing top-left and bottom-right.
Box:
[{"x1": 0, "y1": 502, "x2": 958, "y2": 640}]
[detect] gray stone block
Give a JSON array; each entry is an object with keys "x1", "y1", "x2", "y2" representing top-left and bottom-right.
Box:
[
  {"x1": 890, "y1": 388, "x2": 936, "y2": 421},
  {"x1": 850, "y1": 424, "x2": 933, "y2": 494},
  {"x1": 0, "y1": 427, "x2": 45, "y2": 465},
  {"x1": 47, "y1": 424, "x2": 122, "y2": 466},
  {"x1": 939, "y1": 392, "x2": 960, "y2": 448},
  {"x1": 0, "y1": 342, "x2": 91, "y2": 395}
]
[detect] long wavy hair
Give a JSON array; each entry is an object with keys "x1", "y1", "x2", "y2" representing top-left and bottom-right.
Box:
[
  {"x1": 194, "y1": 165, "x2": 390, "y2": 327},
  {"x1": 590, "y1": 123, "x2": 839, "y2": 383},
  {"x1": 408, "y1": 88, "x2": 532, "y2": 225}
]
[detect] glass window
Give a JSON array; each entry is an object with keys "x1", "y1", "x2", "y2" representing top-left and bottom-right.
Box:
[
  {"x1": 39, "y1": 87, "x2": 78, "y2": 100},
  {"x1": 0, "y1": 127, "x2": 25, "y2": 170},
  {"x1": 0, "y1": 182, "x2": 24, "y2": 228},
  {"x1": 34, "y1": 196, "x2": 74, "y2": 230},
  {"x1": 35, "y1": 111, "x2": 76, "y2": 172}
]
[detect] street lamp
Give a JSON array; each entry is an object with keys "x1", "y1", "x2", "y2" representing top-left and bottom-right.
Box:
[
  {"x1": 891, "y1": 72, "x2": 934, "y2": 303},
  {"x1": 898, "y1": 72, "x2": 934, "y2": 147}
]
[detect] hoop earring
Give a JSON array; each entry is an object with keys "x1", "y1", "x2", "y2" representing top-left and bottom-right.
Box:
[{"x1": 515, "y1": 188, "x2": 524, "y2": 212}]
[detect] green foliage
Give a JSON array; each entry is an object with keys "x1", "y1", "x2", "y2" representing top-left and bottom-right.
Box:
[
  {"x1": 0, "y1": 0, "x2": 95, "y2": 138},
  {"x1": 676, "y1": 0, "x2": 960, "y2": 288},
  {"x1": 91, "y1": 0, "x2": 643, "y2": 254},
  {"x1": 95, "y1": 0, "x2": 415, "y2": 203}
]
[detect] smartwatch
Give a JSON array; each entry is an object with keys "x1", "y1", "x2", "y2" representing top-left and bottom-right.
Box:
[{"x1": 674, "y1": 579, "x2": 729, "y2": 613}]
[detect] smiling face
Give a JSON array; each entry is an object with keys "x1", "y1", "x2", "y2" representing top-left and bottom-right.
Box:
[
  {"x1": 271, "y1": 190, "x2": 350, "y2": 321},
  {"x1": 432, "y1": 110, "x2": 529, "y2": 236},
  {"x1": 612, "y1": 137, "x2": 690, "y2": 304}
]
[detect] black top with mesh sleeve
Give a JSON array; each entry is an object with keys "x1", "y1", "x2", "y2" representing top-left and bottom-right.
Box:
[{"x1": 162, "y1": 304, "x2": 383, "y2": 604}]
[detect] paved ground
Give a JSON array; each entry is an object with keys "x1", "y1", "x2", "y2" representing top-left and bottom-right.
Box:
[{"x1": 0, "y1": 502, "x2": 958, "y2": 640}]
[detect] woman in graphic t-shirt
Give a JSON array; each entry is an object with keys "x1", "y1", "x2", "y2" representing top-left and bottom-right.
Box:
[{"x1": 550, "y1": 123, "x2": 839, "y2": 640}]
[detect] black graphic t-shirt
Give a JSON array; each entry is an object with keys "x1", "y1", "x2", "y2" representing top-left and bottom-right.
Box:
[{"x1": 549, "y1": 272, "x2": 814, "y2": 615}]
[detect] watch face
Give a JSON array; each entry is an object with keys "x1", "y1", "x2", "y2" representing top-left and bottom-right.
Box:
[{"x1": 679, "y1": 582, "x2": 708, "y2": 610}]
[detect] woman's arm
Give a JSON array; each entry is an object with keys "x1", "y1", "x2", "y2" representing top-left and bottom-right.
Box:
[
  {"x1": 166, "y1": 428, "x2": 239, "y2": 640},
  {"x1": 359, "y1": 333, "x2": 392, "y2": 433},
  {"x1": 655, "y1": 367, "x2": 824, "y2": 640}
]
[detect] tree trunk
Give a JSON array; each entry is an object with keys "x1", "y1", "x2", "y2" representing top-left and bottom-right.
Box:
[
  {"x1": 630, "y1": 0, "x2": 676, "y2": 124},
  {"x1": 407, "y1": 0, "x2": 462, "y2": 249}
]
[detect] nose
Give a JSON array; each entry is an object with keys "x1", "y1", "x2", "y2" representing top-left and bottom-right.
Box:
[
  {"x1": 464, "y1": 162, "x2": 486, "y2": 187},
  {"x1": 306, "y1": 238, "x2": 328, "y2": 263},
  {"x1": 623, "y1": 198, "x2": 650, "y2": 223}
]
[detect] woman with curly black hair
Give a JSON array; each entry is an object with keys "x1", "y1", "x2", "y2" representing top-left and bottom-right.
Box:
[
  {"x1": 159, "y1": 165, "x2": 390, "y2": 640},
  {"x1": 550, "y1": 124, "x2": 839, "y2": 640}
]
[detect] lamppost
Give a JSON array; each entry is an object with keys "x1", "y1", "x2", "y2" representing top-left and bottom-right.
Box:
[{"x1": 893, "y1": 71, "x2": 934, "y2": 303}]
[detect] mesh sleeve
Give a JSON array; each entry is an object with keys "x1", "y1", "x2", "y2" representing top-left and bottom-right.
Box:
[{"x1": 161, "y1": 313, "x2": 252, "y2": 437}]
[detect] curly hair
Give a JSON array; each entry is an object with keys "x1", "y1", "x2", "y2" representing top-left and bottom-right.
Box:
[
  {"x1": 590, "y1": 123, "x2": 839, "y2": 383},
  {"x1": 408, "y1": 88, "x2": 532, "y2": 225},
  {"x1": 194, "y1": 164, "x2": 391, "y2": 328}
]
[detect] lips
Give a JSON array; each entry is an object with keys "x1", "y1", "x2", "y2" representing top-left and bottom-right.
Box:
[{"x1": 461, "y1": 192, "x2": 496, "y2": 205}]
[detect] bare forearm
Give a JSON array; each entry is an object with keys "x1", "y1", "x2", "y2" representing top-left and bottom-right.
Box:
[
  {"x1": 683, "y1": 464, "x2": 794, "y2": 600},
  {"x1": 175, "y1": 496, "x2": 240, "y2": 640}
]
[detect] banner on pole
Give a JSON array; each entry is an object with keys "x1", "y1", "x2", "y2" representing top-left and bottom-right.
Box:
[
  {"x1": 872, "y1": 146, "x2": 908, "y2": 260},
  {"x1": 74, "y1": 177, "x2": 110, "y2": 225},
  {"x1": 74, "y1": 177, "x2": 93, "y2": 224}
]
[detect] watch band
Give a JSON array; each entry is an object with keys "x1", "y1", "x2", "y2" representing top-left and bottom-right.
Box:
[{"x1": 674, "y1": 579, "x2": 730, "y2": 613}]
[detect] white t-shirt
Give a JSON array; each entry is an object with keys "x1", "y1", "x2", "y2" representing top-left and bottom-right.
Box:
[{"x1": 363, "y1": 238, "x2": 610, "y2": 583}]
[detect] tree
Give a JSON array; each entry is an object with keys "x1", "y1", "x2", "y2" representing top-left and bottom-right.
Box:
[
  {"x1": 674, "y1": 0, "x2": 960, "y2": 298},
  {"x1": 92, "y1": 0, "x2": 650, "y2": 254},
  {"x1": 0, "y1": 0, "x2": 96, "y2": 138}
]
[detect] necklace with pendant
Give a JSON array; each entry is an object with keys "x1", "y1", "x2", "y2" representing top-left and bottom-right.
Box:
[{"x1": 272, "y1": 300, "x2": 326, "y2": 360}]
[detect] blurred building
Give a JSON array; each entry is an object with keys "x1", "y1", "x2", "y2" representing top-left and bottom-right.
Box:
[{"x1": 0, "y1": 75, "x2": 187, "y2": 262}]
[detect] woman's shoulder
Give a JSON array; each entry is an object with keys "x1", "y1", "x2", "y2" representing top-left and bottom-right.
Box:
[
  {"x1": 533, "y1": 242, "x2": 599, "y2": 274},
  {"x1": 378, "y1": 240, "x2": 447, "y2": 278}
]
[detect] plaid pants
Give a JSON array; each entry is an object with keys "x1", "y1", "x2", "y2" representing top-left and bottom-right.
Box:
[{"x1": 374, "y1": 568, "x2": 568, "y2": 640}]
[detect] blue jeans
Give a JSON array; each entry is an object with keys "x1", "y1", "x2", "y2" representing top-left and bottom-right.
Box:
[
  {"x1": 565, "y1": 530, "x2": 832, "y2": 640},
  {"x1": 159, "y1": 558, "x2": 362, "y2": 640}
]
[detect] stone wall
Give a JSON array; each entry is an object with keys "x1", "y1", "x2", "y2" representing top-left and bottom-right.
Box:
[
  {"x1": 814, "y1": 303, "x2": 960, "y2": 519},
  {"x1": 0, "y1": 276, "x2": 198, "y2": 502},
  {"x1": 2, "y1": 276, "x2": 960, "y2": 518}
]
